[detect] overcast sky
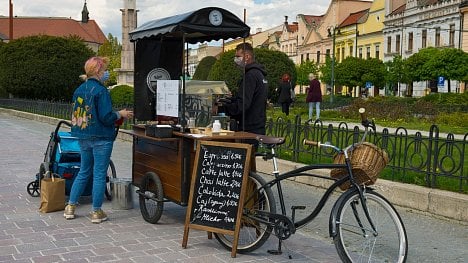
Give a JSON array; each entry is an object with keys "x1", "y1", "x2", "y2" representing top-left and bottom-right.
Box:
[{"x1": 0, "y1": 0, "x2": 332, "y2": 43}]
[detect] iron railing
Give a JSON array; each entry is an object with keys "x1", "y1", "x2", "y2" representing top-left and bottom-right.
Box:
[{"x1": 1, "y1": 98, "x2": 466, "y2": 193}]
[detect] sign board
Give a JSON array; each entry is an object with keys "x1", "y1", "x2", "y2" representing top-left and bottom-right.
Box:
[
  {"x1": 156, "y1": 80, "x2": 179, "y2": 117},
  {"x1": 182, "y1": 141, "x2": 252, "y2": 257},
  {"x1": 437, "y1": 76, "x2": 444, "y2": 86},
  {"x1": 365, "y1": 81, "x2": 372, "y2": 89}
]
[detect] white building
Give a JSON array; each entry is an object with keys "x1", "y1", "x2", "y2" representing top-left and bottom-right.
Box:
[{"x1": 383, "y1": 0, "x2": 462, "y2": 97}]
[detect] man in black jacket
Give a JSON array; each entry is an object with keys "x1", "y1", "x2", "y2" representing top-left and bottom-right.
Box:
[{"x1": 223, "y1": 42, "x2": 268, "y2": 135}]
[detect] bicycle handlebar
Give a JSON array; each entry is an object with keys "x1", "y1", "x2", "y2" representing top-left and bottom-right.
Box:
[{"x1": 303, "y1": 139, "x2": 320, "y2": 147}]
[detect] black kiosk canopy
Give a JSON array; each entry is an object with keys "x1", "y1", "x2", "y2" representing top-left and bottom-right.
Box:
[{"x1": 129, "y1": 7, "x2": 250, "y2": 121}]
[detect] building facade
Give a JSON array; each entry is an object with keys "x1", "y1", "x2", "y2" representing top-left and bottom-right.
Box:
[{"x1": 384, "y1": 0, "x2": 462, "y2": 96}]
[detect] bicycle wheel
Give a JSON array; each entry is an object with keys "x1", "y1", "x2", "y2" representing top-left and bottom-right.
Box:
[
  {"x1": 214, "y1": 172, "x2": 276, "y2": 253},
  {"x1": 139, "y1": 172, "x2": 164, "y2": 224},
  {"x1": 105, "y1": 160, "x2": 117, "y2": 201},
  {"x1": 333, "y1": 188, "x2": 408, "y2": 263}
]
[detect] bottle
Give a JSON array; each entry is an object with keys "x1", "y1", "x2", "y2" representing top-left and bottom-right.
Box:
[{"x1": 213, "y1": 120, "x2": 221, "y2": 133}]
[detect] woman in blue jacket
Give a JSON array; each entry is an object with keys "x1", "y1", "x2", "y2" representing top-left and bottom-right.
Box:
[{"x1": 64, "y1": 56, "x2": 133, "y2": 223}]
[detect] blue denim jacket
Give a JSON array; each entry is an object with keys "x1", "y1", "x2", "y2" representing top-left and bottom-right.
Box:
[{"x1": 71, "y1": 78, "x2": 118, "y2": 141}]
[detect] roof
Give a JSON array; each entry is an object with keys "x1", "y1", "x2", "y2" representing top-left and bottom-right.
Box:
[
  {"x1": 389, "y1": 3, "x2": 406, "y2": 16},
  {"x1": 129, "y1": 7, "x2": 250, "y2": 44},
  {"x1": 302, "y1": 15, "x2": 324, "y2": 26},
  {"x1": 0, "y1": 16, "x2": 107, "y2": 44},
  {"x1": 339, "y1": 9, "x2": 369, "y2": 28},
  {"x1": 285, "y1": 23, "x2": 298, "y2": 33}
]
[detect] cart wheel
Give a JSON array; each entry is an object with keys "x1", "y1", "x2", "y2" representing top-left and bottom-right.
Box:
[
  {"x1": 105, "y1": 160, "x2": 117, "y2": 201},
  {"x1": 27, "y1": 180, "x2": 40, "y2": 197},
  {"x1": 139, "y1": 172, "x2": 164, "y2": 224}
]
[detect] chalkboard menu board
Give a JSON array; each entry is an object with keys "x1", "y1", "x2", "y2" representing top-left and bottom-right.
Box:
[{"x1": 182, "y1": 140, "x2": 252, "y2": 257}]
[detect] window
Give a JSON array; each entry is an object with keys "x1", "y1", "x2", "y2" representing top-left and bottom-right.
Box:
[
  {"x1": 366, "y1": 47, "x2": 371, "y2": 58},
  {"x1": 341, "y1": 47, "x2": 345, "y2": 60},
  {"x1": 408, "y1": 32, "x2": 413, "y2": 51},
  {"x1": 359, "y1": 47, "x2": 363, "y2": 58},
  {"x1": 422, "y1": 30, "x2": 427, "y2": 48},
  {"x1": 449, "y1": 24, "x2": 455, "y2": 47},
  {"x1": 336, "y1": 47, "x2": 340, "y2": 62},
  {"x1": 435, "y1": 28, "x2": 440, "y2": 47},
  {"x1": 396, "y1": 34, "x2": 400, "y2": 54},
  {"x1": 375, "y1": 45, "x2": 380, "y2": 58},
  {"x1": 326, "y1": 49, "x2": 331, "y2": 57},
  {"x1": 301, "y1": 54, "x2": 304, "y2": 63},
  {"x1": 316, "y1": 51, "x2": 321, "y2": 63},
  {"x1": 387, "y1": 36, "x2": 392, "y2": 53},
  {"x1": 349, "y1": 46, "x2": 353, "y2": 57},
  {"x1": 306, "y1": 53, "x2": 310, "y2": 61}
]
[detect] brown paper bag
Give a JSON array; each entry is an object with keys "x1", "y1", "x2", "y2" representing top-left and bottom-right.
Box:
[{"x1": 39, "y1": 176, "x2": 66, "y2": 213}]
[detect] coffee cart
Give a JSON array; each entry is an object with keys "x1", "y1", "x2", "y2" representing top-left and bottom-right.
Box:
[{"x1": 127, "y1": 7, "x2": 255, "y2": 223}]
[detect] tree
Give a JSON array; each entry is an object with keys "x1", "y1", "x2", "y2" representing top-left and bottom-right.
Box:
[
  {"x1": 296, "y1": 60, "x2": 318, "y2": 91},
  {"x1": 0, "y1": 35, "x2": 94, "y2": 101},
  {"x1": 98, "y1": 33, "x2": 122, "y2": 86},
  {"x1": 425, "y1": 48, "x2": 468, "y2": 92},
  {"x1": 385, "y1": 55, "x2": 410, "y2": 96},
  {"x1": 208, "y1": 48, "x2": 296, "y2": 102},
  {"x1": 193, "y1": 56, "x2": 217, "y2": 80},
  {"x1": 334, "y1": 56, "x2": 366, "y2": 95},
  {"x1": 405, "y1": 47, "x2": 440, "y2": 96}
]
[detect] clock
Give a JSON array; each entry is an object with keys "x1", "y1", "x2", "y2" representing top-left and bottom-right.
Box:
[
  {"x1": 146, "y1": 68, "x2": 171, "y2": 94},
  {"x1": 209, "y1": 10, "x2": 223, "y2": 26}
]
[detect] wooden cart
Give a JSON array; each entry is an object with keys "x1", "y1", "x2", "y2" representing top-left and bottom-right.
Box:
[
  {"x1": 127, "y1": 7, "x2": 251, "y2": 223},
  {"x1": 124, "y1": 126, "x2": 257, "y2": 223}
]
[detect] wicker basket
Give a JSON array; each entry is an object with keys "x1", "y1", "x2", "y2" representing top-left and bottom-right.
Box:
[{"x1": 331, "y1": 142, "x2": 389, "y2": 190}]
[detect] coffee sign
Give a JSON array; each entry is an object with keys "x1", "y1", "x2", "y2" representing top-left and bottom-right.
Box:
[{"x1": 182, "y1": 140, "x2": 252, "y2": 257}]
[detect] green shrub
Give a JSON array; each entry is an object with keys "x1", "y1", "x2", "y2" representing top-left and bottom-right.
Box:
[
  {"x1": 193, "y1": 56, "x2": 217, "y2": 80},
  {"x1": 0, "y1": 35, "x2": 94, "y2": 101},
  {"x1": 110, "y1": 85, "x2": 134, "y2": 105}
]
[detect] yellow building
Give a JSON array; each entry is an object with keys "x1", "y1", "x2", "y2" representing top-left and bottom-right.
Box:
[{"x1": 334, "y1": 0, "x2": 385, "y2": 96}]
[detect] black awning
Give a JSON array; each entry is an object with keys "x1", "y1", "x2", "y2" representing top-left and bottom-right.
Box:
[{"x1": 129, "y1": 7, "x2": 250, "y2": 43}]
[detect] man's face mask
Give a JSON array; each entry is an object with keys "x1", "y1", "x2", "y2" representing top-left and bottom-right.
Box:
[{"x1": 234, "y1": 56, "x2": 245, "y2": 67}]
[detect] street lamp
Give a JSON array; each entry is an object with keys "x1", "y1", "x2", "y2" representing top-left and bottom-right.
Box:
[{"x1": 328, "y1": 26, "x2": 340, "y2": 104}]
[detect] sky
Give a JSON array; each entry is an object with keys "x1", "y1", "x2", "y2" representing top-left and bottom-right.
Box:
[{"x1": 0, "y1": 0, "x2": 332, "y2": 44}]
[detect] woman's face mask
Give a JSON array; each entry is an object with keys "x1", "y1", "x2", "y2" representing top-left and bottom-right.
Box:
[{"x1": 100, "y1": 70, "x2": 110, "y2": 82}]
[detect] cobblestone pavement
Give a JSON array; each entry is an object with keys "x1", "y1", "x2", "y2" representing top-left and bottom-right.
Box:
[
  {"x1": 1, "y1": 112, "x2": 467, "y2": 263},
  {"x1": 0, "y1": 113, "x2": 340, "y2": 262}
]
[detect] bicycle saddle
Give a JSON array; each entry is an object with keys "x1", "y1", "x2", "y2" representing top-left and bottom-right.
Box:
[{"x1": 256, "y1": 135, "x2": 285, "y2": 146}]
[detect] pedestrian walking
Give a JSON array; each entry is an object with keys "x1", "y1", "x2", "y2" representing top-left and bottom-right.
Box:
[
  {"x1": 306, "y1": 73, "x2": 322, "y2": 120},
  {"x1": 277, "y1": 73, "x2": 293, "y2": 116}
]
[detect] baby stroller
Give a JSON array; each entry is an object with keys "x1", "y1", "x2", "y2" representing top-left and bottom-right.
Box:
[{"x1": 27, "y1": 120, "x2": 116, "y2": 200}]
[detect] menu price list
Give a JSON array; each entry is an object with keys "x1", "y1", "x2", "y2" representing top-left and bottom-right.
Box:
[{"x1": 190, "y1": 145, "x2": 246, "y2": 231}]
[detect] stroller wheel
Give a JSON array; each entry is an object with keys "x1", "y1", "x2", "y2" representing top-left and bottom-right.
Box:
[
  {"x1": 105, "y1": 160, "x2": 117, "y2": 201},
  {"x1": 27, "y1": 181, "x2": 40, "y2": 197}
]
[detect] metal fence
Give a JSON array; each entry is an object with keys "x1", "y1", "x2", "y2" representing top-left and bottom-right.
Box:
[
  {"x1": 265, "y1": 115, "x2": 467, "y2": 193},
  {"x1": 1, "y1": 98, "x2": 466, "y2": 193}
]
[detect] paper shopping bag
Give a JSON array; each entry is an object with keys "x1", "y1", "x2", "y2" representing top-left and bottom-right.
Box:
[{"x1": 39, "y1": 176, "x2": 66, "y2": 213}]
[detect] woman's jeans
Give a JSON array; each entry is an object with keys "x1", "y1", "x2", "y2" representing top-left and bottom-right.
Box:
[
  {"x1": 308, "y1": 102, "x2": 321, "y2": 120},
  {"x1": 69, "y1": 139, "x2": 113, "y2": 211}
]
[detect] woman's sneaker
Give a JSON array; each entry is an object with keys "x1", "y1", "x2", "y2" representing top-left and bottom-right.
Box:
[
  {"x1": 63, "y1": 204, "x2": 76, "y2": 219},
  {"x1": 90, "y1": 209, "x2": 108, "y2": 224}
]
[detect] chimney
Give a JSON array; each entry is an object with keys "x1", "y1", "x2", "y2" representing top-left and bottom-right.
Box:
[{"x1": 284, "y1": 16, "x2": 288, "y2": 25}]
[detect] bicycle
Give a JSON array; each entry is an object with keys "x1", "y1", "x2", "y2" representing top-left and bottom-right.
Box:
[{"x1": 213, "y1": 108, "x2": 408, "y2": 262}]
